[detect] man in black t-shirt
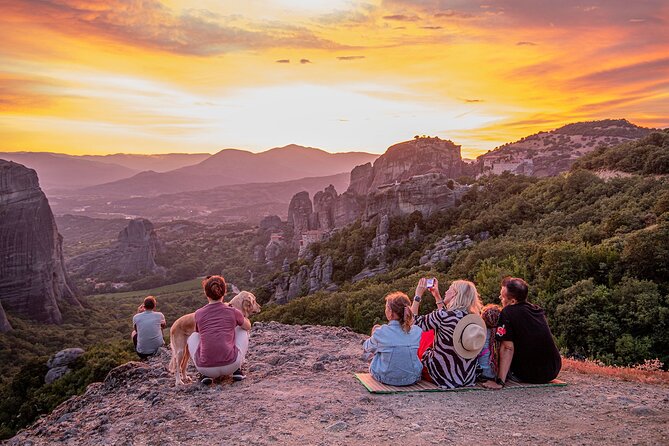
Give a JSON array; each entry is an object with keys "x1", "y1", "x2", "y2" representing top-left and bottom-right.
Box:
[{"x1": 483, "y1": 277, "x2": 561, "y2": 389}]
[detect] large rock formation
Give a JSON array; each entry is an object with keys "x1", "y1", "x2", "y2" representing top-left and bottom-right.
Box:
[
  {"x1": 67, "y1": 218, "x2": 164, "y2": 281},
  {"x1": 358, "y1": 137, "x2": 462, "y2": 194},
  {"x1": 363, "y1": 173, "x2": 464, "y2": 221},
  {"x1": 365, "y1": 215, "x2": 390, "y2": 264},
  {"x1": 0, "y1": 160, "x2": 80, "y2": 325},
  {"x1": 347, "y1": 162, "x2": 373, "y2": 195},
  {"x1": 419, "y1": 234, "x2": 475, "y2": 266},
  {"x1": 280, "y1": 137, "x2": 467, "y2": 276},
  {"x1": 287, "y1": 191, "x2": 314, "y2": 245},
  {"x1": 45, "y1": 348, "x2": 85, "y2": 384},
  {"x1": 333, "y1": 191, "x2": 364, "y2": 227},
  {"x1": 286, "y1": 137, "x2": 466, "y2": 241},
  {"x1": 116, "y1": 219, "x2": 161, "y2": 276},
  {"x1": 270, "y1": 255, "x2": 335, "y2": 303},
  {"x1": 313, "y1": 185, "x2": 338, "y2": 231},
  {"x1": 264, "y1": 237, "x2": 287, "y2": 264},
  {"x1": 258, "y1": 215, "x2": 282, "y2": 231}
]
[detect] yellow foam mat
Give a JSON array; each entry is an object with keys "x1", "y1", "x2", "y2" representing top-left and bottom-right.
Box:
[{"x1": 355, "y1": 373, "x2": 566, "y2": 394}]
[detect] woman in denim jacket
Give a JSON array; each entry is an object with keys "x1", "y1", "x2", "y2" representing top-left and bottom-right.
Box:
[{"x1": 363, "y1": 292, "x2": 423, "y2": 386}]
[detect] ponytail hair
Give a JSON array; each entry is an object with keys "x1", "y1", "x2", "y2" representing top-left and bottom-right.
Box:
[
  {"x1": 203, "y1": 275, "x2": 227, "y2": 301},
  {"x1": 384, "y1": 291, "x2": 414, "y2": 333}
]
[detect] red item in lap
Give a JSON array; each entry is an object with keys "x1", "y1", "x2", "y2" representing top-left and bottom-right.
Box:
[{"x1": 418, "y1": 329, "x2": 435, "y2": 382}]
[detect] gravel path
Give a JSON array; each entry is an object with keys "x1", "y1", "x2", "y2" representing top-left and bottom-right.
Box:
[{"x1": 7, "y1": 322, "x2": 669, "y2": 445}]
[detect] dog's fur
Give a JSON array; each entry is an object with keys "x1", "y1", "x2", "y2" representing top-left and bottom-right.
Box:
[{"x1": 169, "y1": 291, "x2": 261, "y2": 385}]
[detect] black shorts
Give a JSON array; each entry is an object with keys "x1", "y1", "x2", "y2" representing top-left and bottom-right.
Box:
[{"x1": 133, "y1": 333, "x2": 156, "y2": 359}]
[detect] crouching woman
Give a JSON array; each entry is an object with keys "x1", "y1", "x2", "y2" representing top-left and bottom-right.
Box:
[
  {"x1": 188, "y1": 275, "x2": 251, "y2": 382},
  {"x1": 363, "y1": 292, "x2": 423, "y2": 386}
]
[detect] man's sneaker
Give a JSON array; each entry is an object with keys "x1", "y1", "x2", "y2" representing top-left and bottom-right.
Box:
[
  {"x1": 200, "y1": 376, "x2": 213, "y2": 386},
  {"x1": 232, "y1": 369, "x2": 246, "y2": 381}
]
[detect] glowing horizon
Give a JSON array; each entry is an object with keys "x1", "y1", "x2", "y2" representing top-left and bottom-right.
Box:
[{"x1": 1, "y1": 0, "x2": 668, "y2": 157}]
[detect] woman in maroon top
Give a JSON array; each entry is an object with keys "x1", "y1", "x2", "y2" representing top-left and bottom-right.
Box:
[{"x1": 187, "y1": 276, "x2": 252, "y2": 384}]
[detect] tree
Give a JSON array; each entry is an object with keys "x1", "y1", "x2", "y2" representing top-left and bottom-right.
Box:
[{"x1": 621, "y1": 223, "x2": 669, "y2": 282}]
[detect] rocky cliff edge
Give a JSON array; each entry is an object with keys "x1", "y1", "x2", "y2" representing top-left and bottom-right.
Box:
[{"x1": 7, "y1": 323, "x2": 669, "y2": 446}]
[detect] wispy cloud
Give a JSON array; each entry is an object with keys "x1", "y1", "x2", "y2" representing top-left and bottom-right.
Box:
[
  {"x1": 434, "y1": 10, "x2": 475, "y2": 19},
  {"x1": 570, "y1": 57, "x2": 669, "y2": 89},
  {"x1": 0, "y1": 72, "x2": 64, "y2": 110},
  {"x1": 6, "y1": 0, "x2": 345, "y2": 55},
  {"x1": 383, "y1": 14, "x2": 421, "y2": 22},
  {"x1": 337, "y1": 56, "x2": 366, "y2": 61},
  {"x1": 385, "y1": 0, "x2": 668, "y2": 27}
]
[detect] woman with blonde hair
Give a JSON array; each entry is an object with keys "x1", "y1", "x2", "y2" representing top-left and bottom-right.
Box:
[
  {"x1": 411, "y1": 278, "x2": 486, "y2": 388},
  {"x1": 363, "y1": 291, "x2": 423, "y2": 386}
]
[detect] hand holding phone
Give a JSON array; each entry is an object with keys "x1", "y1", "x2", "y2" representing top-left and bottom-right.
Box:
[{"x1": 426, "y1": 278, "x2": 435, "y2": 289}]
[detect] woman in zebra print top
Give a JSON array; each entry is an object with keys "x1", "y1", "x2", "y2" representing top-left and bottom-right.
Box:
[{"x1": 411, "y1": 278, "x2": 483, "y2": 388}]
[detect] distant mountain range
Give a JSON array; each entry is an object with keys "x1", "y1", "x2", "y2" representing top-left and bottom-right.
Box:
[
  {"x1": 79, "y1": 153, "x2": 211, "y2": 173},
  {"x1": 51, "y1": 172, "x2": 352, "y2": 223},
  {"x1": 0, "y1": 152, "x2": 138, "y2": 191},
  {"x1": 0, "y1": 152, "x2": 210, "y2": 191},
  {"x1": 1, "y1": 119, "x2": 657, "y2": 203},
  {"x1": 81, "y1": 145, "x2": 379, "y2": 197},
  {"x1": 0, "y1": 146, "x2": 377, "y2": 195}
]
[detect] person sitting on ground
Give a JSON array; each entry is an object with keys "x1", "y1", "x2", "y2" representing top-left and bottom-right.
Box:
[
  {"x1": 477, "y1": 304, "x2": 502, "y2": 381},
  {"x1": 412, "y1": 278, "x2": 486, "y2": 388},
  {"x1": 363, "y1": 292, "x2": 423, "y2": 386},
  {"x1": 187, "y1": 275, "x2": 251, "y2": 384},
  {"x1": 132, "y1": 296, "x2": 166, "y2": 359},
  {"x1": 483, "y1": 277, "x2": 562, "y2": 389}
]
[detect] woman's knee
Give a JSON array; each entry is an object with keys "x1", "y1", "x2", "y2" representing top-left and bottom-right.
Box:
[
  {"x1": 235, "y1": 327, "x2": 249, "y2": 346},
  {"x1": 187, "y1": 332, "x2": 200, "y2": 360}
]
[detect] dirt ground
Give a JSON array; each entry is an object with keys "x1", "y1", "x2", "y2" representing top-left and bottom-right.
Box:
[{"x1": 7, "y1": 322, "x2": 669, "y2": 445}]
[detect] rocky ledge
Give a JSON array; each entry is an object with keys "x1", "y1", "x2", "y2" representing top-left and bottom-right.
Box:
[{"x1": 8, "y1": 323, "x2": 669, "y2": 446}]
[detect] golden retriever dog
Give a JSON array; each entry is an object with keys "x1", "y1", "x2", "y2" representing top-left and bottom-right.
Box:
[{"x1": 169, "y1": 291, "x2": 261, "y2": 385}]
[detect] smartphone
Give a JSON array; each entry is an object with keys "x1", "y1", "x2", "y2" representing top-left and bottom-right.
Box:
[{"x1": 426, "y1": 278, "x2": 435, "y2": 288}]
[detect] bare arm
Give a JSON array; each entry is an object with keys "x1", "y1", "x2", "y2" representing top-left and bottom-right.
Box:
[
  {"x1": 411, "y1": 278, "x2": 428, "y2": 315},
  {"x1": 482, "y1": 340, "x2": 514, "y2": 389},
  {"x1": 497, "y1": 341, "x2": 514, "y2": 381},
  {"x1": 240, "y1": 317, "x2": 252, "y2": 331}
]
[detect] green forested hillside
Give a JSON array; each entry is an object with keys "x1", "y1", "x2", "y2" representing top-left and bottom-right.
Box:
[
  {"x1": 0, "y1": 279, "x2": 211, "y2": 438},
  {"x1": 573, "y1": 131, "x2": 669, "y2": 174},
  {"x1": 257, "y1": 132, "x2": 669, "y2": 368}
]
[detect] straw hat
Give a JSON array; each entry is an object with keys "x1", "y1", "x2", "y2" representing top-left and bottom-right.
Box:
[{"x1": 452, "y1": 314, "x2": 487, "y2": 359}]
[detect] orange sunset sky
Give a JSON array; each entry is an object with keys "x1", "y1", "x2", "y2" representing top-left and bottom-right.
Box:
[{"x1": 1, "y1": 0, "x2": 668, "y2": 158}]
